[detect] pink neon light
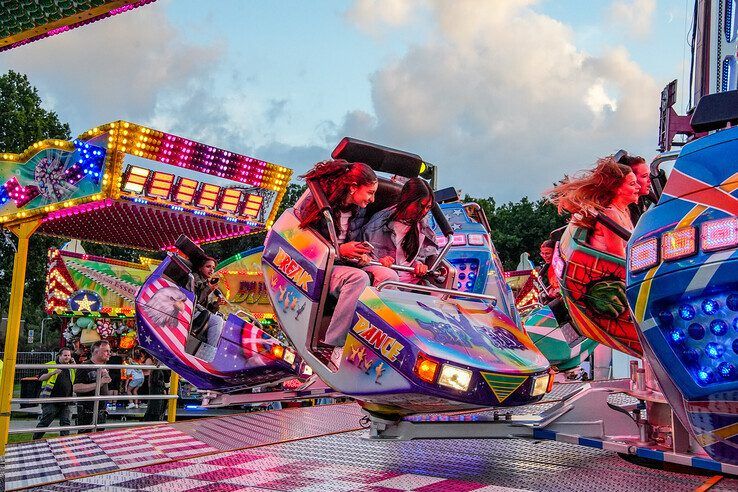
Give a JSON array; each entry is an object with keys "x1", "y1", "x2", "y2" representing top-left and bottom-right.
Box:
[{"x1": 42, "y1": 199, "x2": 115, "y2": 223}]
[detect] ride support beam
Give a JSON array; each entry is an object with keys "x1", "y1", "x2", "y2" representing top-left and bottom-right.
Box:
[
  {"x1": 167, "y1": 372, "x2": 179, "y2": 423},
  {"x1": 0, "y1": 219, "x2": 41, "y2": 455}
]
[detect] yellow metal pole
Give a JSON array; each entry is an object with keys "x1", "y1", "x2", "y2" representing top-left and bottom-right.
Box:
[
  {"x1": 0, "y1": 219, "x2": 40, "y2": 455},
  {"x1": 167, "y1": 372, "x2": 179, "y2": 423}
]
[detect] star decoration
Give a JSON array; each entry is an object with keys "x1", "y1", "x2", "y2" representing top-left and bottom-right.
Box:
[
  {"x1": 145, "y1": 335, "x2": 152, "y2": 344},
  {"x1": 452, "y1": 223, "x2": 462, "y2": 231},
  {"x1": 452, "y1": 209, "x2": 462, "y2": 216},
  {"x1": 74, "y1": 294, "x2": 96, "y2": 312}
]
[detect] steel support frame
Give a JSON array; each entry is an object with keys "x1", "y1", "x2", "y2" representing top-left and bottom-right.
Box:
[
  {"x1": 0, "y1": 219, "x2": 40, "y2": 455},
  {"x1": 367, "y1": 379, "x2": 730, "y2": 474}
]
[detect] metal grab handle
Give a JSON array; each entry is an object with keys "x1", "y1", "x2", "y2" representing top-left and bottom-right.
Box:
[
  {"x1": 375, "y1": 280, "x2": 497, "y2": 305},
  {"x1": 367, "y1": 260, "x2": 417, "y2": 273},
  {"x1": 430, "y1": 233, "x2": 453, "y2": 272}
]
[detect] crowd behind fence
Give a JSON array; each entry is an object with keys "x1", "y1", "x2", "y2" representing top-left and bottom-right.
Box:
[{"x1": 7, "y1": 363, "x2": 178, "y2": 435}]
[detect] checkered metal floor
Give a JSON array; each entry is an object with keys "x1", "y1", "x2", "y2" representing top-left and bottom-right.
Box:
[{"x1": 6, "y1": 384, "x2": 738, "y2": 491}]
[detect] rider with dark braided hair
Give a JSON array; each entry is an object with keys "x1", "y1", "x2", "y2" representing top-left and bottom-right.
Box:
[{"x1": 297, "y1": 159, "x2": 389, "y2": 369}]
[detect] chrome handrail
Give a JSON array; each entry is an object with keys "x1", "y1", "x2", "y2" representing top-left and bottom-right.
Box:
[
  {"x1": 429, "y1": 233, "x2": 454, "y2": 272},
  {"x1": 12, "y1": 363, "x2": 177, "y2": 435},
  {"x1": 376, "y1": 280, "x2": 497, "y2": 304}
]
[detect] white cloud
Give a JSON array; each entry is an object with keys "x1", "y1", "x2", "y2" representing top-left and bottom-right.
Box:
[
  {"x1": 332, "y1": 0, "x2": 660, "y2": 201},
  {"x1": 345, "y1": 0, "x2": 419, "y2": 32},
  {"x1": 0, "y1": 2, "x2": 223, "y2": 134},
  {"x1": 607, "y1": 0, "x2": 657, "y2": 38}
]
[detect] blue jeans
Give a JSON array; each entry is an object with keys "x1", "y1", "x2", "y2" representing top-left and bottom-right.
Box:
[{"x1": 33, "y1": 403, "x2": 71, "y2": 439}]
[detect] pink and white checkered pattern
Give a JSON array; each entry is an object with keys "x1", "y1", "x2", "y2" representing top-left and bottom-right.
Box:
[{"x1": 50, "y1": 450, "x2": 529, "y2": 491}]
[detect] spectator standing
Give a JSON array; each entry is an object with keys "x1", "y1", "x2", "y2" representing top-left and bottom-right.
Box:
[
  {"x1": 126, "y1": 355, "x2": 144, "y2": 409},
  {"x1": 143, "y1": 357, "x2": 169, "y2": 421},
  {"x1": 33, "y1": 347, "x2": 75, "y2": 440},
  {"x1": 73, "y1": 340, "x2": 112, "y2": 432}
]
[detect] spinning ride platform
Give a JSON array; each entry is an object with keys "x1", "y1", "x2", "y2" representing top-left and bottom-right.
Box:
[{"x1": 5, "y1": 383, "x2": 738, "y2": 491}]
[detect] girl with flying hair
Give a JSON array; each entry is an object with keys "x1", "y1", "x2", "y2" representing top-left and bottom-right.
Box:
[
  {"x1": 544, "y1": 156, "x2": 639, "y2": 258},
  {"x1": 361, "y1": 177, "x2": 439, "y2": 284},
  {"x1": 297, "y1": 159, "x2": 392, "y2": 369}
]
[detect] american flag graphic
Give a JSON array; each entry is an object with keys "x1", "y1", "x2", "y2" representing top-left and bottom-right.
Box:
[{"x1": 138, "y1": 276, "x2": 225, "y2": 375}]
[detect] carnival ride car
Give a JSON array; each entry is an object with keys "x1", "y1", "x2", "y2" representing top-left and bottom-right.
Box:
[
  {"x1": 514, "y1": 266, "x2": 599, "y2": 373},
  {"x1": 136, "y1": 235, "x2": 310, "y2": 396},
  {"x1": 262, "y1": 137, "x2": 553, "y2": 420},
  {"x1": 626, "y1": 90, "x2": 738, "y2": 465}
]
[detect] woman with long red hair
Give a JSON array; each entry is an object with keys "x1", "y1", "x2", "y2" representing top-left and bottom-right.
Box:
[
  {"x1": 297, "y1": 160, "x2": 387, "y2": 369},
  {"x1": 545, "y1": 156, "x2": 639, "y2": 257}
]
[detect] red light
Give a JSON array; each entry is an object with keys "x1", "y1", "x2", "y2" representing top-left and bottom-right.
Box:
[
  {"x1": 662, "y1": 227, "x2": 696, "y2": 261},
  {"x1": 701, "y1": 217, "x2": 738, "y2": 252},
  {"x1": 414, "y1": 352, "x2": 439, "y2": 383},
  {"x1": 630, "y1": 237, "x2": 658, "y2": 272},
  {"x1": 218, "y1": 188, "x2": 242, "y2": 213},
  {"x1": 173, "y1": 178, "x2": 198, "y2": 203},
  {"x1": 197, "y1": 183, "x2": 221, "y2": 209},
  {"x1": 146, "y1": 171, "x2": 174, "y2": 199},
  {"x1": 241, "y1": 194, "x2": 263, "y2": 219}
]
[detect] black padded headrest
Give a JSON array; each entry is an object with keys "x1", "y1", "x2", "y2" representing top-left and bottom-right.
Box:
[
  {"x1": 364, "y1": 178, "x2": 402, "y2": 221},
  {"x1": 332, "y1": 137, "x2": 423, "y2": 178},
  {"x1": 691, "y1": 91, "x2": 738, "y2": 133},
  {"x1": 175, "y1": 234, "x2": 207, "y2": 267}
]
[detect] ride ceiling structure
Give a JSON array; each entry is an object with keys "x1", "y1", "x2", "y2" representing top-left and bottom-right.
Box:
[
  {"x1": 0, "y1": 120, "x2": 292, "y2": 453},
  {"x1": 0, "y1": 0, "x2": 157, "y2": 53}
]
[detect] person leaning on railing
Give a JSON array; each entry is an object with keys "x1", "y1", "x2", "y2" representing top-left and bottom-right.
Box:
[
  {"x1": 33, "y1": 347, "x2": 75, "y2": 440},
  {"x1": 73, "y1": 340, "x2": 111, "y2": 433}
]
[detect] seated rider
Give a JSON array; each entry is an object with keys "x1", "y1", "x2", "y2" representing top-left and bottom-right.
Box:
[
  {"x1": 191, "y1": 255, "x2": 226, "y2": 361},
  {"x1": 537, "y1": 239, "x2": 559, "y2": 301},
  {"x1": 361, "y1": 177, "x2": 439, "y2": 285},
  {"x1": 545, "y1": 156, "x2": 639, "y2": 258},
  {"x1": 295, "y1": 160, "x2": 383, "y2": 370}
]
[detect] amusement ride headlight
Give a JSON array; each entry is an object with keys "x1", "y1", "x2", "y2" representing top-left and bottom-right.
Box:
[
  {"x1": 283, "y1": 349, "x2": 296, "y2": 364},
  {"x1": 301, "y1": 364, "x2": 313, "y2": 376},
  {"x1": 700, "y1": 217, "x2": 738, "y2": 252},
  {"x1": 414, "y1": 352, "x2": 440, "y2": 383},
  {"x1": 467, "y1": 234, "x2": 486, "y2": 246},
  {"x1": 270, "y1": 344, "x2": 285, "y2": 359},
  {"x1": 661, "y1": 227, "x2": 697, "y2": 261},
  {"x1": 451, "y1": 234, "x2": 467, "y2": 246},
  {"x1": 630, "y1": 237, "x2": 659, "y2": 272},
  {"x1": 531, "y1": 374, "x2": 550, "y2": 397},
  {"x1": 437, "y1": 364, "x2": 473, "y2": 391}
]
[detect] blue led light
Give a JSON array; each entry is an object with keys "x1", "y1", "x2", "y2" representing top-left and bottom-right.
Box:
[
  {"x1": 670, "y1": 330, "x2": 686, "y2": 343},
  {"x1": 457, "y1": 282, "x2": 462, "y2": 289},
  {"x1": 688, "y1": 323, "x2": 705, "y2": 340},
  {"x1": 658, "y1": 310, "x2": 674, "y2": 325},
  {"x1": 733, "y1": 339, "x2": 738, "y2": 355},
  {"x1": 466, "y1": 281, "x2": 473, "y2": 289},
  {"x1": 711, "y1": 320, "x2": 729, "y2": 336},
  {"x1": 702, "y1": 299, "x2": 720, "y2": 315},
  {"x1": 458, "y1": 264, "x2": 467, "y2": 271},
  {"x1": 458, "y1": 273, "x2": 466, "y2": 280},
  {"x1": 698, "y1": 368, "x2": 713, "y2": 383},
  {"x1": 468, "y1": 272, "x2": 476, "y2": 280},
  {"x1": 469, "y1": 263, "x2": 478, "y2": 270},
  {"x1": 679, "y1": 304, "x2": 696, "y2": 320},
  {"x1": 728, "y1": 294, "x2": 738, "y2": 311},
  {"x1": 706, "y1": 342, "x2": 724, "y2": 359},
  {"x1": 719, "y1": 362, "x2": 736, "y2": 380}
]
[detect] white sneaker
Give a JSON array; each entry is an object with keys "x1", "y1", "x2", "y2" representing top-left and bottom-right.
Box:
[
  {"x1": 126, "y1": 403, "x2": 136, "y2": 409},
  {"x1": 329, "y1": 347, "x2": 343, "y2": 371}
]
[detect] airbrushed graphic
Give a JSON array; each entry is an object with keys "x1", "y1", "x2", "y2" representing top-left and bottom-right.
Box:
[{"x1": 626, "y1": 127, "x2": 738, "y2": 465}]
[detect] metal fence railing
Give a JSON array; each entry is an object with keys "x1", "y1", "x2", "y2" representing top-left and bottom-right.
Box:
[
  {"x1": 8, "y1": 363, "x2": 178, "y2": 435},
  {"x1": 0, "y1": 352, "x2": 56, "y2": 382}
]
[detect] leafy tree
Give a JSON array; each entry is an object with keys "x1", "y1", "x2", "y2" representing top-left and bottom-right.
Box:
[
  {"x1": 467, "y1": 194, "x2": 567, "y2": 270},
  {"x1": 0, "y1": 71, "x2": 72, "y2": 351}
]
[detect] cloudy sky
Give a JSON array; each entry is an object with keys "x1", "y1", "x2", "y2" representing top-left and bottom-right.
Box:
[{"x1": 1, "y1": 0, "x2": 692, "y2": 202}]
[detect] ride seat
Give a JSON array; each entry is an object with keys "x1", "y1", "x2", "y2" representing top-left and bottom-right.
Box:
[{"x1": 363, "y1": 178, "x2": 402, "y2": 223}]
